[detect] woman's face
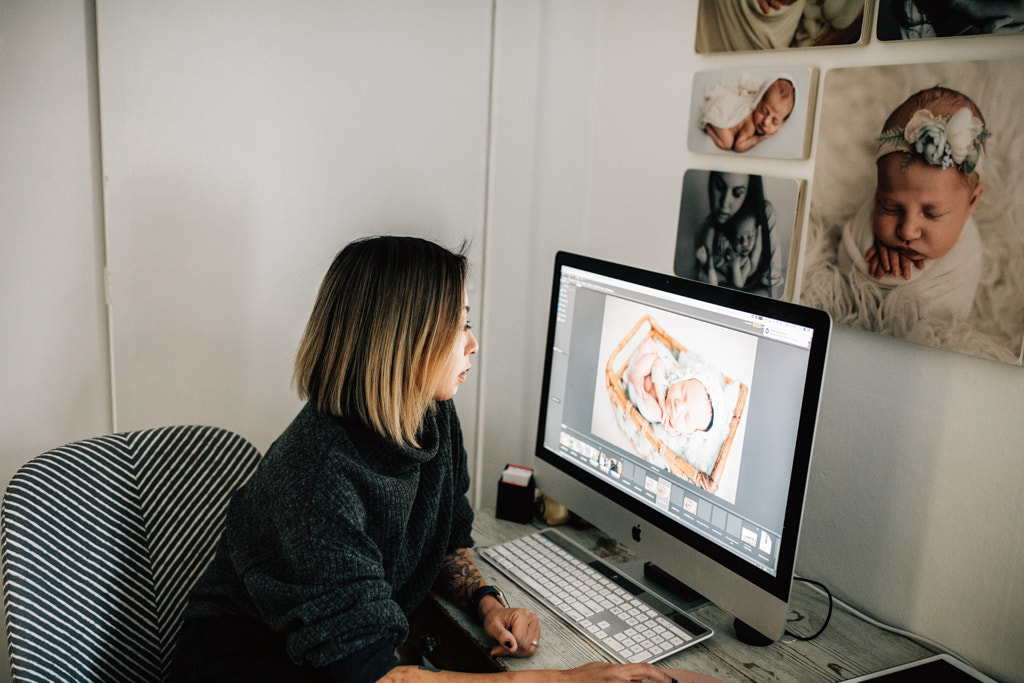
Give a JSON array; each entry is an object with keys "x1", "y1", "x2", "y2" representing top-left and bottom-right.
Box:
[
  {"x1": 709, "y1": 173, "x2": 750, "y2": 225},
  {"x1": 433, "y1": 289, "x2": 479, "y2": 401}
]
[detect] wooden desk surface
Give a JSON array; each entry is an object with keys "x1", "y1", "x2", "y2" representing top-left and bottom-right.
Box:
[{"x1": 426, "y1": 510, "x2": 936, "y2": 682}]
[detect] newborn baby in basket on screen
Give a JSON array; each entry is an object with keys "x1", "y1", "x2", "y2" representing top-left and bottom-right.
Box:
[{"x1": 625, "y1": 338, "x2": 734, "y2": 476}]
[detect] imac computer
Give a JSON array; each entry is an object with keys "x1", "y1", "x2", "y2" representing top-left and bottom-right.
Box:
[{"x1": 532, "y1": 251, "x2": 831, "y2": 643}]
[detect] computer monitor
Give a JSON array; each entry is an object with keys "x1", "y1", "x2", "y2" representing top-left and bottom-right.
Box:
[{"x1": 533, "y1": 251, "x2": 831, "y2": 643}]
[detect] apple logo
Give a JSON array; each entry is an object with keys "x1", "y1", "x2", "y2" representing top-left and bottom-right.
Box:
[{"x1": 631, "y1": 524, "x2": 642, "y2": 542}]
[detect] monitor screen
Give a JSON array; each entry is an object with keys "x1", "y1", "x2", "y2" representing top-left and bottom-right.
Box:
[{"x1": 533, "y1": 251, "x2": 830, "y2": 642}]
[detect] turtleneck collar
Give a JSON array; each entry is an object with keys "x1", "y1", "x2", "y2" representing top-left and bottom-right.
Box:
[{"x1": 326, "y1": 403, "x2": 443, "y2": 474}]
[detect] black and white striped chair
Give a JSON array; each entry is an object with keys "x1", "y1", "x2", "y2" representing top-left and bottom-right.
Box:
[{"x1": 0, "y1": 425, "x2": 261, "y2": 683}]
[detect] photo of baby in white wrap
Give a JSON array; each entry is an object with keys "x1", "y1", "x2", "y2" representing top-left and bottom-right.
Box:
[
  {"x1": 799, "y1": 60, "x2": 1024, "y2": 364},
  {"x1": 592, "y1": 299, "x2": 755, "y2": 503},
  {"x1": 701, "y1": 75, "x2": 796, "y2": 154},
  {"x1": 837, "y1": 87, "x2": 986, "y2": 322},
  {"x1": 688, "y1": 67, "x2": 815, "y2": 160}
]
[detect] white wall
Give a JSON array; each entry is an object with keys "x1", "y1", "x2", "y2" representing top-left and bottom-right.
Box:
[
  {"x1": 0, "y1": 3, "x2": 112, "y2": 474},
  {"x1": 483, "y1": 3, "x2": 1024, "y2": 683},
  {"x1": 95, "y1": 0, "x2": 494, "y2": 454},
  {"x1": 0, "y1": 3, "x2": 112, "y2": 681},
  {"x1": 2, "y1": 2, "x2": 1022, "y2": 682}
]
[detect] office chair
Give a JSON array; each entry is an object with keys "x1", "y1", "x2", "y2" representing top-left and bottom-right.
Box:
[{"x1": 0, "y1": 425, "x2": 262, "y2": 683}]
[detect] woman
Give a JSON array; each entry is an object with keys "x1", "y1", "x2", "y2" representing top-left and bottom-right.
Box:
[
  {"x1": 694, "y1": 172, "x2": 781, "y2": 297},
  {"x1": 172, "y1": 236, "x2": 680, "y2": 683}
]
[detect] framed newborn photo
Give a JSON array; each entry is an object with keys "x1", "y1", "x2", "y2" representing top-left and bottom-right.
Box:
[
  {"x1": 877, "y1": 0, "x2": 1024, "y2": 41},
  {"x1": 673, "y1": 168, "x2": 804, "y2": 302},
  {"x1": 687, "y1": 66, "x2": 816, "y2": 160},
  {"x1": 798, "y1": 59, "x2": 1024, "y2": 364},
  {"x1": 694, "y1": 0, "x2": 868, "y2": 53}
]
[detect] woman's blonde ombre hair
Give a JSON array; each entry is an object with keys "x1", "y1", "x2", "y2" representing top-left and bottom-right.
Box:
[{"x1": 294, "y1": 236, "x2": 468, "y2": 447}]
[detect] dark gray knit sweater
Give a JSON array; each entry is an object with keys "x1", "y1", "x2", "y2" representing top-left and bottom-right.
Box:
[{"x1": 184, "y1": 399, "x2": 475, "y2": 680}]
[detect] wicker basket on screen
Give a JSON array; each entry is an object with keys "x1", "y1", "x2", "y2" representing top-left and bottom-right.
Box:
[{"x1": 605, "y1": 315, "x2": 748, "y2": 493}]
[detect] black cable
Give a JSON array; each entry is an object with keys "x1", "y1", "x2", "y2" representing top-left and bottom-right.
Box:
[{"x1": 785, "y1": 577, "x2": 833, "y2": 641}]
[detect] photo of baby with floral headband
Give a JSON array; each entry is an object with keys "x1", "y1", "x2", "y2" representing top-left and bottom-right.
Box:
[
  {"x1": 837, "y1": 86, "x2": 989, "y2": 321},
  {"x1": 799, "y1": 60, "x2": 1024, "y2": 364}
]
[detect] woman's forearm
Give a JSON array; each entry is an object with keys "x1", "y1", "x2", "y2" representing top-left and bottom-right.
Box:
[
  {"x1": 381, "y1": 662, "x2": 679, "y2": 683},
  {"x1": 433, "y1": 548, "x2": 487, "y2": 611},
  {"x1": 382, "y1": 666, "x2": 560, "y2": 682}
]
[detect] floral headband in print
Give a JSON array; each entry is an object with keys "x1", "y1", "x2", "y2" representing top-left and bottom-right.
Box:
[{"x1": 876, "y1": 107, "x2": 991, "y2": 175}]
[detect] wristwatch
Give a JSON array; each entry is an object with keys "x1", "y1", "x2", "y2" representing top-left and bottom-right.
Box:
[{"x1": 469, "y1": 584, "x2": 509, "y2": 621}]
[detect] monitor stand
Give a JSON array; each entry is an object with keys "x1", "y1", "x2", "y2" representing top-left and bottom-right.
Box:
[
  {"x1": 615, "y1": 560, "x2": 708, "y2": 612},
  {"x1": 626, "y1": 560, "x2": 776, "y2": 647},
  {"x1": 733, "y1": 618, "x2": 774, "y2": 646},
  {"x1": 642, "y1": 561, "x2": 706, "y2": 605}
]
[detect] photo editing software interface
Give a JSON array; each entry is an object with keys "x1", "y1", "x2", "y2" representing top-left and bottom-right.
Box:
[{"x1": 542, "y1": 264, "x2": 819, "y2": 578}]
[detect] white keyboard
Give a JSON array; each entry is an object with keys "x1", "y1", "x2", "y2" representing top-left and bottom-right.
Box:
[{"x1": 479, "y1": 528, "x2": 713, "y2": 663}]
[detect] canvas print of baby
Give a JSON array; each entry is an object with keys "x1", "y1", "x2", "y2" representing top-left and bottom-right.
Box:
[
  {"x1": 688, "y1": 67, "x2": 814, "y2": 160},
  {"x1": 837, "y1": 87, "x2": 987, "y2": 321},
  {"x1": 799, "y1": 60, "x2": 1024, "y2": 364}
]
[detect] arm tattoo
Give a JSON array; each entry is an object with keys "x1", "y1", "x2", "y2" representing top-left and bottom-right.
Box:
[{"x1": 433, "y1": 548, "x2": 485, "y2": 609}]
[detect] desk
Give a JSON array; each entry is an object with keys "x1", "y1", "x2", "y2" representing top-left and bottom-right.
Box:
[{"x1": 418, "y1": 510, "x2": 937, "y2": 682}]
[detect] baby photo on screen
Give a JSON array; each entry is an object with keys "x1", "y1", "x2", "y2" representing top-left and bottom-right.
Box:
[
  {"x1": 674, "y1": 168, "x2": 803, "y2": 301},
  {"x1": 688, "y1": 66, "x2": 815, "y2": 160},
  {"x1": 590, "y1": 296, "x2": 756, "y2": 505},
  {"x1": 694, "y1": 0, "x2": 867, "y2": 53},
  {"x1": 798, "y1": 59, "x2": 1024, "y2": 364}
]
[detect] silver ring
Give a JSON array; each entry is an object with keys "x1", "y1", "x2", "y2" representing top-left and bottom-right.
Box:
[{"x1": 531, "y1": 640, "x2": 539, "y2": 647}]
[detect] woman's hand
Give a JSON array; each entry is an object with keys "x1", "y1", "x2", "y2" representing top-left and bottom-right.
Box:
[
  {"x1": 556, "y1": 662, "x2": 679, "y2": 682},
  {"x1": 480, "y1": 604, "x2": 541, "y2": 658},
  {"x1": 381, "y1": 662, "x2": 710, "y2": 682}
]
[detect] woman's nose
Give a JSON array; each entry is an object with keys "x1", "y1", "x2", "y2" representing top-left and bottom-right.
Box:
[{"x1": 466, "y1": 330, "x2": 479, "y2": 355}]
